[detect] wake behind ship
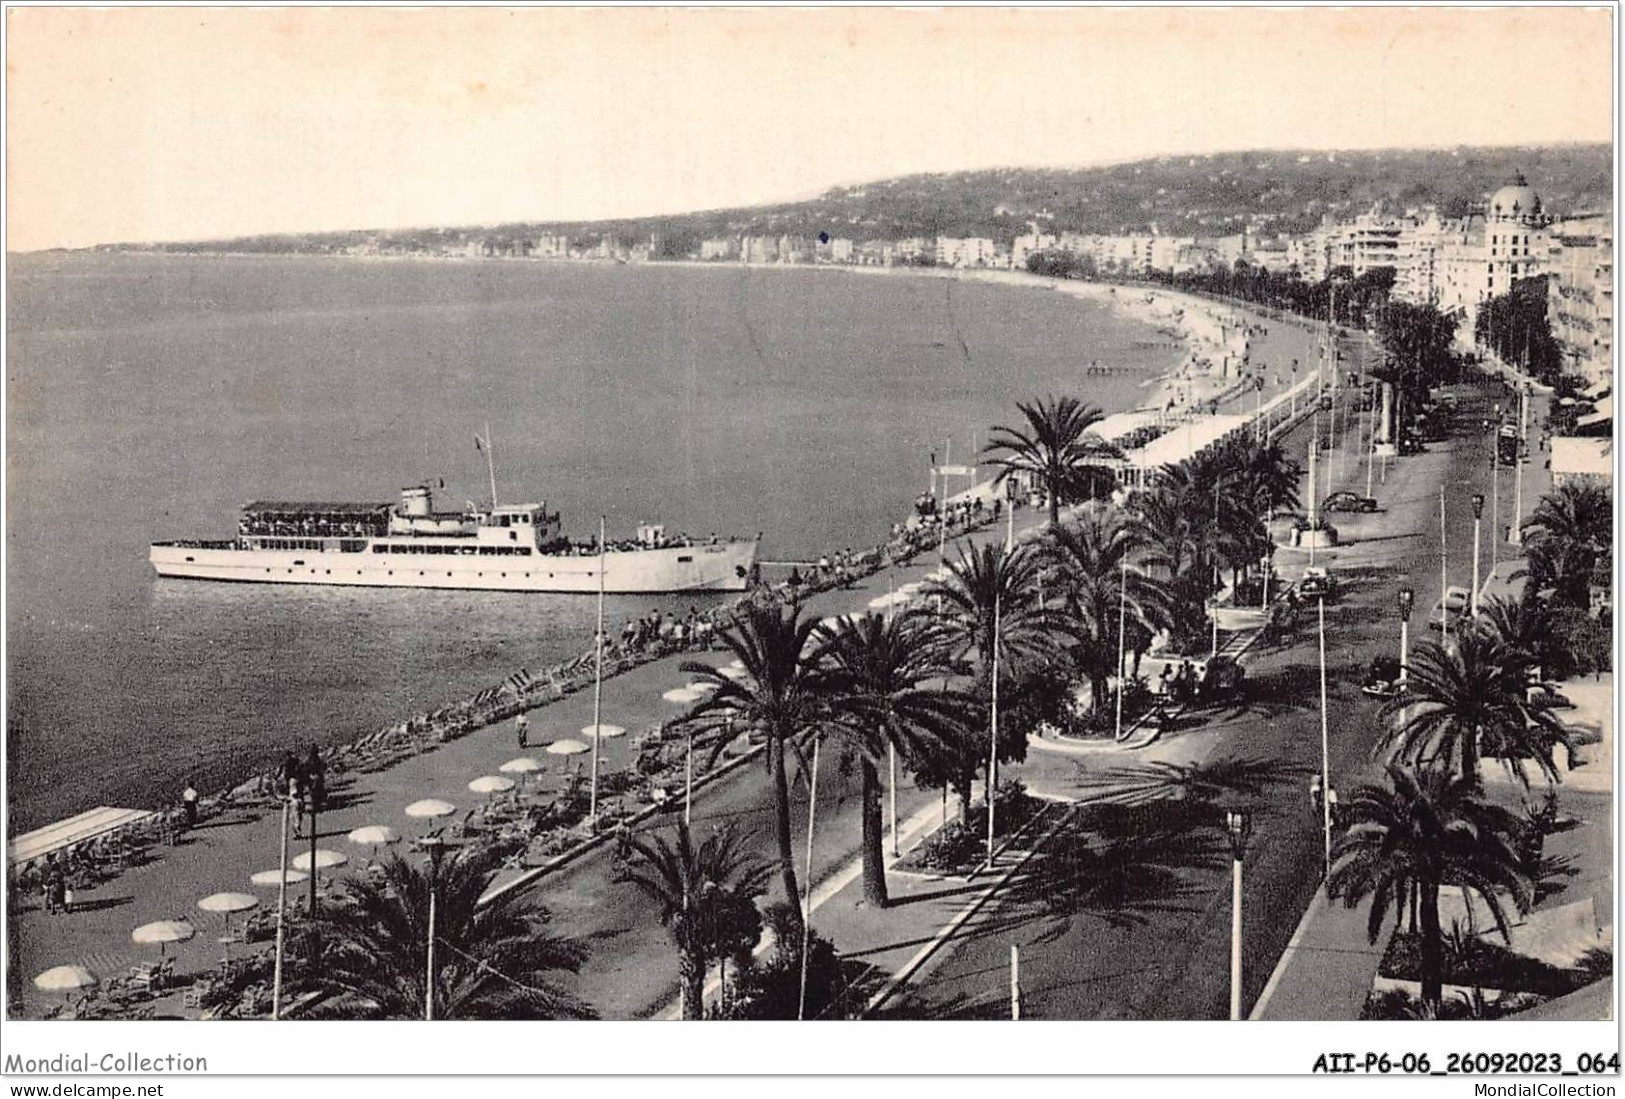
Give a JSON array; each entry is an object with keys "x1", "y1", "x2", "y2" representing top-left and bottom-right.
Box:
[{"x1": 149, "y1": 484, "x2": 757, "y2": 594}]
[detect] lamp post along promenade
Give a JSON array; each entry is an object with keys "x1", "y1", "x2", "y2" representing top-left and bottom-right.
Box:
[
  {"x1": 1226, "y1": 810, "x2": 1252, "y2": 1021},
  {"x1": 1470, "y1": 493, "x2": 1485, "y2": 616}
]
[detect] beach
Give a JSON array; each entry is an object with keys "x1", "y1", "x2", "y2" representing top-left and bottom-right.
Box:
[
  {"x1": 6, "y1": 253, "x2": 1186, "y2": 832},
  {"x1": 7, "y1": 254, "x2": 1350, "y2": 1019}
]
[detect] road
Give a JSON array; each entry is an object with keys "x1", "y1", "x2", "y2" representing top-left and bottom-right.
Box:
[{"x1": 882, "y1": 372, "x2": 1525, "y2": 1019}]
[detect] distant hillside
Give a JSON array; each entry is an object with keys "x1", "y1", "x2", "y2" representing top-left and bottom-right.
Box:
[{"x1": 111, "y1": 143, "x2": 1611, "y2": 255}]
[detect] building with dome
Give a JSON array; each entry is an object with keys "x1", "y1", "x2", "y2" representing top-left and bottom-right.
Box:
[{"x1": 1436, "y1": 172, "x2": 1554, "y2": 340}]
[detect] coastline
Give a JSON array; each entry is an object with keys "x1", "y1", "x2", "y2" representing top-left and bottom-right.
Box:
[
  {"x1": 8, "y1": 258, "x2": 1330, "y2": 1022},
  {"x1": 13, "y1": 254, "x2": 1247, "y2": 836}
]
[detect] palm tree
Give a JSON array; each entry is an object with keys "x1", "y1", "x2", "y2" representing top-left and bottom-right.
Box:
[
  {"x1": 922, "y1": 542, "x2": 1061, "y2": 818},
  {"x1": 1133, "y1": 487, "x2": 1213, "y2": 654},
  {"x1": 818, "y1": 611, "x2": 974, "y2": 907},
  {"x1": 1474, "y1": 590, "x2": 1549, "y2": 670},
  {"x1": 1329, "y1": 763, "x2": 1531, "y2": 1009},
  {"x1": 1377, "y1": 633, "x2": 1569, "y2": 786},
  {"x1": 317, "y1": 844, "x2": 592, "y2": 1019},
  {"x1": 1520, "y1": 480, "x2": 1611, "y2": 609},
  {"x1": 619, "y1": 822, "x2": 771, "y2": 1019},
  {"x1": 983, "y1": 396, "x2": 1120, "y2": 525},
  {"x1": 1225, "y1": 434, "x2": 1302, "y2": 522},
  {"x1": 681, "y1": 602, "x2": 831, "y2": 931},
  {"x1": 1041, "y1": 507, "x2": 1169, "y2": 715}
]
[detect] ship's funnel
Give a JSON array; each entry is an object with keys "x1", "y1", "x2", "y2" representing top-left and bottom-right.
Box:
[{"x1": 401, "y1": 485, "x2": 432, "y2": 518}]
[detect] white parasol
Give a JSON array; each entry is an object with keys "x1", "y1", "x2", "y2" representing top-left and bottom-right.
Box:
[
  {"x1": 34, "y1": 964, "x2": 98, "y2": 994},
  {"x1": 131, "y1": 919, "x2": 196, "y2": 955},
  {"x1": 291, "y1": 849, "x2": 348, "y2": 872},
  {"x1": 250, "y1": 868, "x2": 308, "y2": 887}
]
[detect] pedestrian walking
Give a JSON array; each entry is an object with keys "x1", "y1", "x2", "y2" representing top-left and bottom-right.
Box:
[
  {"x1": 516, "y1": 712, "x2": 530, "y2": 749},
  {"x1": 47, "y1": 867, "x2": 66, "y2": 916},
  {"x1": 305, "y1": 745, "x2": 327, "y2": 815},
  {"x1": 281, "y1": 753, "x2": 306, "y2": 837},
  {"x1": 182, "y1": 780, "x2": 199, "y2": 829}
]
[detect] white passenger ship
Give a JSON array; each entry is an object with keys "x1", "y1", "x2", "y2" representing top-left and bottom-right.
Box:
[{"x1": 149, "y1": 484, "x2": 758, "y2": 594}]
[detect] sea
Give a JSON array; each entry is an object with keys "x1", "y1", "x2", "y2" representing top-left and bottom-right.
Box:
[{"x1": 5, "y1": 252, "x2": 1179, "y2": 832}]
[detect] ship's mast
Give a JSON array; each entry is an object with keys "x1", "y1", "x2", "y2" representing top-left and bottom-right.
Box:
[{"x1": 482, "y1": 421, "x2": 499, "y2": 510}]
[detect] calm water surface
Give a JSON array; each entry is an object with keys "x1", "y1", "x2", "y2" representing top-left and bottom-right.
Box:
[{"x1": 6, "y1": 253, "x2": 1175, "y2": 830}]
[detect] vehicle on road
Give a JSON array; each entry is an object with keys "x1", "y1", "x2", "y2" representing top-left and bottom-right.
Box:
[
  {"x1": 1195, "y1": 655, "x2": 1246, "y2": 702},
  {"x1": 1323, "y1": 491, "x2": 1378, "y2": 514},
  {"x1": 1360, "y1": 656, "x2": 1404, "y2": 699},
  {"x1": 1427, "y1": 585, "x2": 1472, "y2": 630},
  {"x1": 1298, "y1": 566, "x2": 1338, "y2": 600},
  {"x1": 1497, "y1": 425, "x2": 1521, "y2": 466}
]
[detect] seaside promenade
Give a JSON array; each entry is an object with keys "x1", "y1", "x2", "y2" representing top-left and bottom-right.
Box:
[{"x1": 9, "y1": 283, "x2": 1365, "y2": 1020}]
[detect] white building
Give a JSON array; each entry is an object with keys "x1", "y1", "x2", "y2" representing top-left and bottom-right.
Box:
[
  {"x1": 1546, "y1": 212, "x2": 1614, "y2": 389},
  {"x1": 1437, "y1": 174, "x2": 1551, "y2": 337},
  {"x1": 935, "y1": 237, "x2": 997, "y2": 267}
]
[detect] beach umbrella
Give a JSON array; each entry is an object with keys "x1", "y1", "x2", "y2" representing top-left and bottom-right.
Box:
[
  {"x1": 33, "y1": 965, "x2": 97, "y2": 1004},
  {"x1": 346, "y1": 825, "x2": 400, "y2": 862},
  {"x1": 581, "y1": 723, "x2": 626, "y2": 740},
  {"x1": 198, "y1": 892, "x2": 260, "y2": 945},
  {"x1": 34, "y1": 964, "x2": 97, "y2": 991},
  {"x1": 198, "y1": 892, "x2": 259, "y2": 914},
  {"x1": 719, "y1": 665, "x2": 750, "y2": 681},
  {"x1": 662, "y1": 686, "x2": 702, "y2": 704},
  {"x1": 546, "y1": 738, "x2": 589, "y2": 756},
  {"x1": 468, "y1": 774, "x2": 516, "y2": 797},
  {"x1": 346, "y1": 824, "x2": 399, "y2": 848},
  {"x1": 291, "y1": 849, "x2": 348, "y2": 872},
  {"x1": 498, "y1": 756, "x2": 544, "y2": 794},
  {"x1": 687, "y1": 680, "x2": 719, "y2": 694},
  {"x1": 249, "y1": 868, "x2": 308, "y2": 888},
  {"x1": 131, "y1": 919, "x2": 196, "y2": 956},
  {"x1": 404, "y1": 798, "x2": 457, "y2": 820}
]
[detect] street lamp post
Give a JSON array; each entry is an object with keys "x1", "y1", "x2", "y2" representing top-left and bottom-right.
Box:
[
  {"x1": 1470, "y1": 493, "x2": 1486, "y2": 615},
  {"x1": 1397, "y1": 586, "x2": 1415, "y2": 683},
  {"x1": 1438, "y1": 486, "x2": 1449, "y2": 642},
  {"x1": 1114, "y1": 558, "x2": 1128, "y2": 743},
  {"x1": 422, "y1": 836, "x2": 450, "y2": 1021},
  {"x1": 1491, "y1": 406, "x2": 1502, "y2": 572},
  {"x1": 271, "y1": 780, "x2": 294, "y2": 1020},
  {"x1": 1226, "y1": 809, "x2": 1252, "y2": 1021},
  {"x1": 1509, "y1": 386, "x2": 1530, "y2": 544},
  {"x1": 1316, "y1": 592, "x2": 1331, "y2": 885}
]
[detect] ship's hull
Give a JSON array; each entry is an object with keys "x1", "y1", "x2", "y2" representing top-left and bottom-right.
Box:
[{"x1": 149, "y1": 540, "x2": 756, "y2": 594}]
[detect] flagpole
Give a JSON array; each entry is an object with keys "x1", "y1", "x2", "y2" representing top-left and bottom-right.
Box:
[
  {"x1": 985, "y1": 589, "x2": 1001, "y2": 872},
  {"x1": 589, "y1": 515, "x2": 606, "y2": 826},
  {"x1": 482, "y1": 421, "x2": 499, "y2": 510}
]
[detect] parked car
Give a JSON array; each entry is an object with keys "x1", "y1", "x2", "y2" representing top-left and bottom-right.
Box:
[
  {"x1": 1195, "y1": 655, "x2": 1246, "y2": 703},
  {"x1": 1323, "y1": 491, "x2": 1378, "y2": 514},
  {"x1": 1298, "y1": 566, "x2": 1338, "y2": 600},
  {"x1": 1360, "y1": 656, "x2": 1403, "y2": 699},
  {"x1": 1428, "y1": 585, "x2": 1471, "y2": 630}
]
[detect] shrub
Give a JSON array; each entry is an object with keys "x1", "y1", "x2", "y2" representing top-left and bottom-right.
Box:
[
  {"x1": 906, "y1": 821, "x2": 985, "y2": 874},
  {"x1": 1380, "y1": 930, "x2": 1596, "y2": 999},
  {"x1": 713, "y1": 903, "x2": 865, "y2": 1020}
]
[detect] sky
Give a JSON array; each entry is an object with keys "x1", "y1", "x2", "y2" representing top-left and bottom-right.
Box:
[{"x1": 5, "y1": 7, "x2": 1615, "y2": 251}]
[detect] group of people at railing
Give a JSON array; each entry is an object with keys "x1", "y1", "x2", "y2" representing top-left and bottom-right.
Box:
[{"x1": 26, "y1": 488, "x2": 1019, "y2": 915}]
